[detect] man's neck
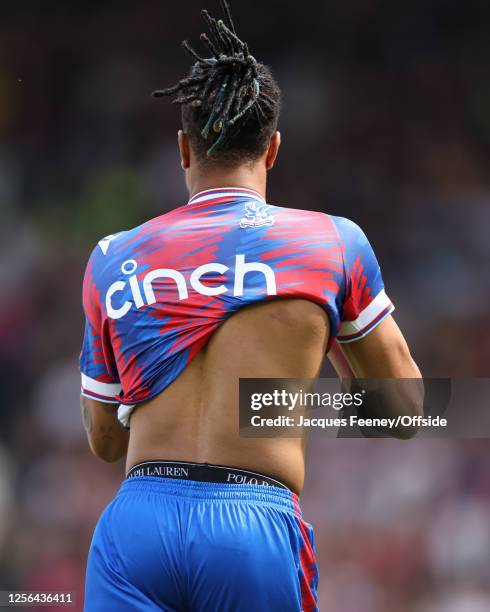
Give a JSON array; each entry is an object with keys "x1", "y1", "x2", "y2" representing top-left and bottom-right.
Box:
[{"x1": 188, "y1": 165, "x2": 267, "y2": 201}]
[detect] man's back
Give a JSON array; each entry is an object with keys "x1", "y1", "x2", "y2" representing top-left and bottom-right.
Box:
[
  {"x1": 80, "y1": 188, "x2": 394, "y2": 491},
  {"x1": 81, "y1": 6, "x2": 419, "y2": 610},
  {"x1": 129, "y1": 297, "x2": 328, "y2": 493}
]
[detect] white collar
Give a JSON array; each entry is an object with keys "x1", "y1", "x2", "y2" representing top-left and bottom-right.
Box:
[{"x1": 188, "y1": 187, "x2": 266, "y2": 205}]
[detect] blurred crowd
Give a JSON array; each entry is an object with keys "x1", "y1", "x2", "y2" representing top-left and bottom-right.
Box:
[{"x1": 0, "y1": 1, "x2": 489, "y2": 610}]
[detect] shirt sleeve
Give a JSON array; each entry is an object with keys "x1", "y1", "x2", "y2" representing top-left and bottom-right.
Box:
[
  {"x1": 335, "y1": 217, "x2": 394, "y2": 343},
  {"x1": 79, "y1": 248, "x2": 122, "y2": 403}
]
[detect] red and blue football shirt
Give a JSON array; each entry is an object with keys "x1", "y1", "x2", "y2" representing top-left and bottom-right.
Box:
[{"x1": 80, "y1": 188, "x2": 394, "y2": 426}]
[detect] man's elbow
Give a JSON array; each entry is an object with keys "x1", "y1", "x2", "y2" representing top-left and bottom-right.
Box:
[
  {"x1": 359, "y1": 372, "x2": 424, "y2": 440},
  {"x1": 391, "y1": 375, "x2": 425, "y2": 439},
  {"x1": 394, "y1": 421, "x2": 419, "y2": 440},
  {"x1": 88, "y1": 437, "x2": 126, "y2": 463}
]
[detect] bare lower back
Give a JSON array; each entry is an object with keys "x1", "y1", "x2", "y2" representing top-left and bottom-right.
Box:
[{"x1": 126, "y1": 299, "x2": 329, "y2": 493}]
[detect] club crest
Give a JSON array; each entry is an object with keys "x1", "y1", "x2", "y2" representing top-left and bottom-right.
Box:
[{"x1": 239, "y1": 202, "x2": 275, "y2": 228}]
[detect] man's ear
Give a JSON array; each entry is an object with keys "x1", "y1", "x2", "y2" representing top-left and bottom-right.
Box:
[
  {"x1": 178, "y1": 130, "x2": 191, "y2": 170},
  {"x1": 265, "y1": 131, "x2": 281, "y2": 170}
]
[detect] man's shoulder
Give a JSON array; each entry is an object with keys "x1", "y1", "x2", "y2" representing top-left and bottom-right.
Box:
[
  {"x1": 326, "y1": 215, "x2": 370, "y2": 244},
  {"x1": 85, "y1": 230, "x2": 129, "y2": 267},
  {"x1": 271, "y1": 206, "x2": 361, "y2": 237},
  {"x1": 83, "y1": 229, "x2": 131, "y2": 279},
  {"x1": 93, "y1": 231, "x2": 127, "y2": 256},
  {"x1": 87, "y1": 214, "x2": 163, "y2": 262},
  {"x1": 272, "y1": 205, "x2": 335, "y2": 224}
]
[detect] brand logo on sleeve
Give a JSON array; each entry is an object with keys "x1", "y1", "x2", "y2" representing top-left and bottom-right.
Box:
[
  {"x1": 105, "y1": 255, "x2": 277, "y2": 320},
  {"x1": 98, "y1": 234, "x2": 120, "y2": 255}
]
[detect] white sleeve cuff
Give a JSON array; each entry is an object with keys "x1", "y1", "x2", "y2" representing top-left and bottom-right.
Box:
[
  {"x1": 81, "y1": 373, "x2": 122, "y2": 403},
  {"x1": 337, "y1": 289, "x2": 395, "y2": 343}
]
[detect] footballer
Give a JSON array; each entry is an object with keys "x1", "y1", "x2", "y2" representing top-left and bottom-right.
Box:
[{"x1": 79, "y1": 2, "x2": 421, "y2": 610}]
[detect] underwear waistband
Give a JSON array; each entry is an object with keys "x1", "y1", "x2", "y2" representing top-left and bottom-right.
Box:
[{"x1": 126, "y1": 460, "x2": 289, "y2": 490}]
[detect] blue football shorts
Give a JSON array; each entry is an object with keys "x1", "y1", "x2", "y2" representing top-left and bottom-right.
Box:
[{"x1": 84, "y1": 461, "x2": 319, "y2": 611}]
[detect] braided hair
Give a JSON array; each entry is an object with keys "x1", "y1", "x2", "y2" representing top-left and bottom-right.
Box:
[{"x1": 152, "y1": 1, "x2": 281, "y2": 164}]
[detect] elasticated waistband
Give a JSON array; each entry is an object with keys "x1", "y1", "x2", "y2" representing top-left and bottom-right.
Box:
[
  {"x1": 118, "y1": 475, "x2": 302, "y2": 516},
  {"x1": 127, "y1": 460, "x2": 289, "y2": 489}
]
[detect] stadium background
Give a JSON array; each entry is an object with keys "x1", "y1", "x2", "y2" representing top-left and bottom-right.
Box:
[{"x1": 1, "y1": 1, "x2": 490, "y2": 610}]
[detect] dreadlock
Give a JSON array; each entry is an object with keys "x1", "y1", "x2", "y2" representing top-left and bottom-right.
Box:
[{"x1": 152, "y1": 0, "x2": 281, "y2": 163}]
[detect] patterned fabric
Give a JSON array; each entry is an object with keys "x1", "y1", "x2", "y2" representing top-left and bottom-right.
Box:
[{"x1": 80, "y1": 188, "x2": 394, "y2": 426}]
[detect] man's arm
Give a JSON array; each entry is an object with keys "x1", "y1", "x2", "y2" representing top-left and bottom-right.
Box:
[
  {"x1": 329, "y1": 314, "x2": 423, "y2": 438},
  {"x1": 80, "y1": 396, "x2": 129, "y2": 462},
  {"x1": 80, "y1": 243, "x2": 128, "y2": 462},
  {"x1": 330, "y1": 314, "x2": 421, "y2": 379}
]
